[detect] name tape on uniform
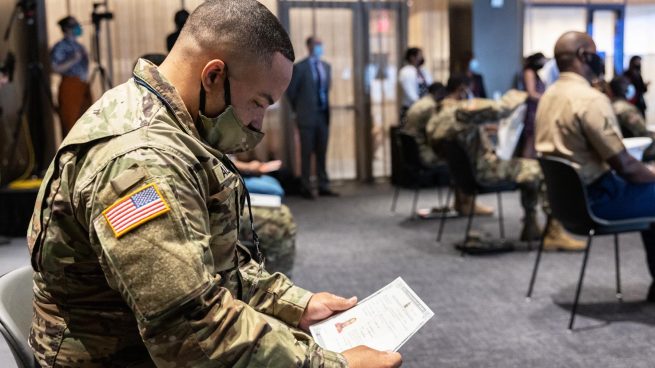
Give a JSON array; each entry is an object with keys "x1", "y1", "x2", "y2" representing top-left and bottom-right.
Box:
[{"x1": 102, "y1": 183, "x2": 170, "y2": 238}]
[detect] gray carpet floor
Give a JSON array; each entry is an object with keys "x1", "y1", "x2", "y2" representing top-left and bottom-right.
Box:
[{"x1": 1, "y1": 183, "x2": 655, "y2": 367}]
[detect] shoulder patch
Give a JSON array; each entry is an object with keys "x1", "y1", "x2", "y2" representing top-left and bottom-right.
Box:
[
  {"x1": 102, "y1": 183, "x2": 170, "y2": 238},
  {"x1": 215, "y1": 161, "x2": 233, "y2": 184}
]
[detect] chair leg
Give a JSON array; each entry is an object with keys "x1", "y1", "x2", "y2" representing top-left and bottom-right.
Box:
[
  {"x1": 437, "y1": 187, "x2": 443, "y2": 208},
  {"x1": 526, "y1": 216, "x2": 551, "y2": 299},
  {"x1": 497, "y1": 192, "x2": 505, "y2": 240},
  {"x1": 569, "y1": 230, "x2": 594, "y2": 330},
  {"x1": 411, "y1": 187, "x2": 420, "y2": 219},
  {"x1": 436, "y1": 187, "x2": 453, "y2": 242},
  {"x1": 391, "y1": 187, "x2": 400, "y2": 212},
  {"x1": 614, "y1": 234, "x2": 622, "y2": 302},
  {"x1": 463, "y1": 193, "x2": 477, "y2": 244}
]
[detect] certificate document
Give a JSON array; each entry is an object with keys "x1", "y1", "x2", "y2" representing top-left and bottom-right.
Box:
[{"x1": 310, "y1": 277, "x2": 434, "y2": 353}]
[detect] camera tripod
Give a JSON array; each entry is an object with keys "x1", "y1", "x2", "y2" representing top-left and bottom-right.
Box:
[{"x1": 88, "y1": 0, "x2": 114, "y2": 92}]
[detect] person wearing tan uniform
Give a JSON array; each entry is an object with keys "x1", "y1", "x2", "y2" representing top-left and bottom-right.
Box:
[
  {"x1": 536, "y1": 31, "x2": 655, "y2": 301},
  {"x1": 428, "y1": 76, "x2": 583, "y2": 249}
]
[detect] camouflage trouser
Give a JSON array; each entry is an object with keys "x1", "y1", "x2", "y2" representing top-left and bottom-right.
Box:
[
  {"x1": 477, "y1": 155, "x2": 548, "y2": 215},
  {"x1": 240, "y1": 204, "x2": 297, "y2": 277}
]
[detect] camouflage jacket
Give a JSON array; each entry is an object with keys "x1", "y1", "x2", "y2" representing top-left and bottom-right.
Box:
[
  {"x1": 403, "y1": 95, "x2": 441, "y2": 166},
  {"x1": 613, "y1": 99, "x2": 651, "y2": 138},
  {"x1": 27, "y1": 59, "x2": 346, "y2": 367},
  {"x1": 426, "y1": 91, "x2": 528, "y2": 181}
]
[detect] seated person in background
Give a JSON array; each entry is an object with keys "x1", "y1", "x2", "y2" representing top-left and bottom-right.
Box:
[
  {"x1": 404, "y1": 81, "x2": 493, "y2": 216},
  {"x1": 536, "y1": 31, "x2": 655, "y2": 300},
  {"x1": 609, "y1": 76, "x2": 655, "y2": 161},
  {"x1": 234, "y1": 158, "x2": 285, "y2": 196},
  {"x1": 233, "y1": 157, "x2": 297, "y2": 276},
  {"x1": 427, "y1": 75, "x2": 584, "y2": 250}
]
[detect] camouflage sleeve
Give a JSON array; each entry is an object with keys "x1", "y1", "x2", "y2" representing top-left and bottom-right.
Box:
[
  {"x1": 239, "y1": 257, "x2": 312, "y2": 326},
  {"x1": 84, "y1": 148, "x2": 346, "y2": 367}
]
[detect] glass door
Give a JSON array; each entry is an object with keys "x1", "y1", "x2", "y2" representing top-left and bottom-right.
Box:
[{"x1": 278, "y1": 0, "x2": 407, "y2": 182}]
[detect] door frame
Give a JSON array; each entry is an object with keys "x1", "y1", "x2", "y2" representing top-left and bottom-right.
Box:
[{"x1": 278, "y1": 0, "x2": 408, "y2": 182}]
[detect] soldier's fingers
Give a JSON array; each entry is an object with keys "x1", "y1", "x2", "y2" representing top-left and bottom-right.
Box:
[
  {"x1": 326, "y1": 295, "x2": 357, "y2": 311},
  {"x1": 384, "y1": 351, "x2": 402, "y2": 367}
]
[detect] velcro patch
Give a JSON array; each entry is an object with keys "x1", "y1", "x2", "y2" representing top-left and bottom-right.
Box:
[{"x1": 102, "y1": 183, "x2": 170, "y2": 238}]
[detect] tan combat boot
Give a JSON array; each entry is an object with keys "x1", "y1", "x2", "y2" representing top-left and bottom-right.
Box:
[
  {"x1": 454, "y1": 190, "x2": 494, "y2": 216},
  {"x1": 543, "y1": 219, "x2": 586, "y2": 251}
]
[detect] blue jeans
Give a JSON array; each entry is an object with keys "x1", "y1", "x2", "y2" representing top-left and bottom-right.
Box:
[
  {"x1": 587, "y1": 172, "x2": 655, "y2": 279},
  {"x1": 244, "y1": 175, "x2": 285, "y2": 197}
]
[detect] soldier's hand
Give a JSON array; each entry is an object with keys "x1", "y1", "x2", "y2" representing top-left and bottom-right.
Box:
[
  {"x1": 342, "y1": 346, "x2": 402, "y2": 368},
  {"x1": 299, "y1": 292, "x2": 357, "y2": 331}
]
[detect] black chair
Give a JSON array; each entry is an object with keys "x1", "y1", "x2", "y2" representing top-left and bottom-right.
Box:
[
  {"x1": 437, "y1": 140, "x2": 518, "y2": 243},
  {"x1": 390, "y1": 128, "x2": 450, "y2": 218},
  {"x1": 526, "y1": 156, "x2": 655, "y2": 330}
]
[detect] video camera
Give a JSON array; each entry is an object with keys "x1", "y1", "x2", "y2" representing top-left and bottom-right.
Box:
[{"x1": 92, "y1": 2, "x2": 114, "y2": 25}]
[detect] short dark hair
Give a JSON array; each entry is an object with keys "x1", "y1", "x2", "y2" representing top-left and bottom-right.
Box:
[
  {"x1": 428, "y1": 82, "x2": 445, "y2": 95},
  {"x1": 306, "y1": 36, "x2": 318, "y2": 49},
  {"x1": 405, "y1": 47, "x2": 422, "y2": 63},
  {"x1": 181, "y1": 0, "x2": 294, "y2": 64},
  {"x1": 446, "y1": 75, "x2": 469, "y2": 94},
  {"x1": 57, "y1": 16, "x2": 78, "y2": 33},
  {"x1": 609, "y1": 76, "x2": 629, "y2": 98},
  {"x1": 174, "y1": 10, "x2": 189, "y2": 29}
]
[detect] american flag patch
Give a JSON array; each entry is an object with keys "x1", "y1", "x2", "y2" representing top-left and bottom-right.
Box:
[{"x1": 102, "y1": 183, "x2": 170, "y2": 238}]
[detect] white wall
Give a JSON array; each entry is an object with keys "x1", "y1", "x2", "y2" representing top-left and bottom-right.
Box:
[{"x1": 625, "y1": 4, "x2": 655, "y2": 124}]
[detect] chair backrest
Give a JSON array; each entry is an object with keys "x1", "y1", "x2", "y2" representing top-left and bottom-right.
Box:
[
  {"x1": 0, "y1": 266, "x2": 36, "y2": 368},
  {"x1": 538, "y1": 156, "x2": 597, "y2": 235},
  {"x1": 397, "y1": 131, "x2": 425, "y2": 172},
  {"x1": 441, "y1": 140, "x2": 478, "y2": 193}
]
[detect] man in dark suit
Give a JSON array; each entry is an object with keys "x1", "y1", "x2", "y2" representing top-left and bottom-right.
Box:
[{"x1": 287, "y1": 36, "x2": 338, "y2": 198}]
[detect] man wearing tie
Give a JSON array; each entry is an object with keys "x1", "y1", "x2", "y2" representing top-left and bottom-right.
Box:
[{"x1": 287, "y1": 36, "x2": 337, "y2": 199}]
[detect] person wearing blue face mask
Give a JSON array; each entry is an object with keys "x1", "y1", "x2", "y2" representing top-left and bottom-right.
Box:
[
  {"x1": 51, "y1": 16, "x2": 91, "y2": 137},
  {"x1": 287, "y1": 36, "x2": 338, "y2": 199},
  {"x1": 609, "y1": 76, "x2": 655, "y2": 161},
  {"x1": 462, "y1": 51, "x2": 487, "y2": 98}
]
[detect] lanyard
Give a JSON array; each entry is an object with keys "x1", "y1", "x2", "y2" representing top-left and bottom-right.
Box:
[{"x1": 134, "y1": 75, "x2": 265, "y2": 302}]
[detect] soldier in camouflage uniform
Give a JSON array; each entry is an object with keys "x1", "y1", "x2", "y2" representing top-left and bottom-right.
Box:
[
  {"x1": 609, "y1": 76, "x2": 655, "y2": 161},
  {"x1": 240, "y1": 204, "x2": 297, "y2": 277},
  {"x1": 27, "y1": 2, "x2": 402, "y2": 367},
  {"x1": 426, "y1": 76, "x2": 583, "y2": 250},
  {"x1": 403, "y1": 82, "x2": 493, "y2": 216}
]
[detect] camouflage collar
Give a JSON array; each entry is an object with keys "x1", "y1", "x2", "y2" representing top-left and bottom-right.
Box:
[{"x1": 132, "y1": 59, "x2": 202, "y2": 141}]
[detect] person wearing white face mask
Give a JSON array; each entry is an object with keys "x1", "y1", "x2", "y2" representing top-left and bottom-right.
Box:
[{"x1": 287, "y1": 36, "x2": 338, "y2": 199}]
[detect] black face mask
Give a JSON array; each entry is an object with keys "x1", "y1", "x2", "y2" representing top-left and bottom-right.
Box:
[{"x1": 582, "y1": 51, "x2": 604, "y2": 77}]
